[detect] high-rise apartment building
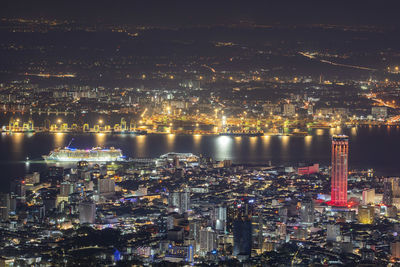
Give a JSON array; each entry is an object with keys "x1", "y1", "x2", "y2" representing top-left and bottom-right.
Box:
[
  {"x1": 168, "y1": 188, "x2": 190, "y2": 214},
  {"x1": 300, "y1": 198, "x2": 315, "y2": 225},
  {"x1": 362, "y1": 188, "x2": 375, "y2": 205},
  {"x1": 0, "y1": 193, "x2": 10, "y2": 221}
]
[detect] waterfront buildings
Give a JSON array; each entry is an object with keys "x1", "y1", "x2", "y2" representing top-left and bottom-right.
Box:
[{"x1": 371, "y1": 106, "x2": 388, "y2": 119}]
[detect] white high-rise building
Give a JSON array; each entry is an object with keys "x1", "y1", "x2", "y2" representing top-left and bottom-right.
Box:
[
  {"x1": 168, "y1": 188, "x2": 190, "y2": 214},
  {"x1": 362, "y1": 188, "x2": 375, "y2": 205},
  {"x1": 199, "y1": 227, "x2": 217, "y2": 254},
  {"x1": 213, "y1": 205, "x2": 227, "y2": 232},
  {"x1": 300, "y1": 198, "x2": 314, "y2": 225}
]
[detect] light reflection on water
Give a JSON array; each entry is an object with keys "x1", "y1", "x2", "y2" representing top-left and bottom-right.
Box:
[
  {"x1": 54, "y1": 132, "x2": 66, "y2": 148},
  {"x1": 95, "y1": 133, "x2": 106, "y2": 147},
  {"x1": 234, "y1": 136, "x2": 242, "y2": 151},
  {"x1": 166, "y1": 134, "x2": 175, "y2": 152},
  {"x1": 280, "y1": 135, "x2": 289, "y2": 159},
  {"x1": 2, "y1": 127, "x2": 400, "y2": 185},
  {"x1": 135, "y1": 135, "x2": 146, "y2": 157},
  {"x1": 214, "y1": 135, "x2": 233, "y2": 160},
  {"x1": 261, "y1": 135, "x2": 271, "y2": 148},
  {"x1": 11, "y1": 133, "x2": 24, "y2": 159},
  {"x1": 304, "y1": 135, "x2": 312, "y2": 148},
  {"x1": 315, "y1": 129, "x2": 324, "y2": 136},
  {"x1": 193, "y1": 134, "x2": 202, "y2": 150},
  {"x1": 350, "y1": 127, "x2": 357, "y2": 136}
]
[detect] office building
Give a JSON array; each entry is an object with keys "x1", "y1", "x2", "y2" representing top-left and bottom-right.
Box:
[
  {"x1": 300, "y1": 198, "x2": 314, "y2": 225},
  {"x1": 233, "y1": 200, "x2": 254, "y2": 259},
  {"x1": 252, "y1": 213, "x2": 263, "y2": 251},
  {"x1": 276, "y1": 222, "x2": 286, "y2": 240},
  {"x1": 392, "y1": 241, "x2": 400, "y2": 258},
  {"x1": 283, "y1": 103, "x2": 296, "y2": 116},
  {"x1": 98, "y1": 178, "x2": 115, "y2": 195},
  {"x1": 331, "y1": 135, "x2": 349, "y2": 206},
  {"x1": 168, "y1": 188, "x2": 190, "y2": 214},
  {"x1": 358, "y1": 205, "x2": 375, "y2": 224},
  {"x1": 383, "y1": 177, "x2": 400, "y2": 206},
  {"x1": 25, "y1": 172, "x2": 40, "y2": 185},
  {"x1": 212, "y1": 205, "x2": 227, "y2": 232},
  {"x1": 362, "y1": 188, "x2": 375, "y2": 205},
  {"x1": 60, "y1": 182, "x2": 74, "y2": 197},
  {"x1": 327, "y1": 224, "x2": 341, "y2": 242},
  {"x1": 0, "y1": 193, "x2": 10, "y2": 221},
  {"x1": 79, "y1": 202, "x2": 96, "y2": 224},
  {"x1": 199, "y1": 227, "x2": 217, "y2": 254},
  {"x1": 165, "y1": 245, "x2": 194, "y2": 263}
]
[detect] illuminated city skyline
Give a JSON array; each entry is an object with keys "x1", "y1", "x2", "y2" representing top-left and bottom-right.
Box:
[{"x1": 1, "y1": 1, "x2": 400, "y2": 265}]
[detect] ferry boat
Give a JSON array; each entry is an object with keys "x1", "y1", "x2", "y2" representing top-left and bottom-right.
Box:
[{"x1": 43, "y1": 147, "x2": 125, "y2": 162}]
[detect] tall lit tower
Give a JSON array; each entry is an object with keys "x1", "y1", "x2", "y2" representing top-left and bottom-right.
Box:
[{"x1": 331, "y1": 135, "x2": 349, "y2": 206}]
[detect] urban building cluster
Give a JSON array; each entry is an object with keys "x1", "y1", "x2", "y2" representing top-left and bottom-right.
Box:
[
  {"x1": 1, "y1": 77, "x2": 397, "y2": 136},
  {"x1": 1, "y1": 19, "x2": 400, "y2": 134},
  {"x1": 1, "y1": 13, "x2": 400, "y2": 267},
  {"x1": 0, "y1": 137, "x2": 398, "y2": 265}
]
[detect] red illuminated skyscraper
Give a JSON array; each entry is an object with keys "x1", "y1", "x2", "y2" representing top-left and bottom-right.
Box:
[{"x1": 331, "y1": 135, "x2": 349, "y2": 206}]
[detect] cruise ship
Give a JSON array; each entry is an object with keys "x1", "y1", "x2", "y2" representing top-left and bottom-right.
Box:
[{"x1": 43, "y1": 147, "x2": 125, "y2": 162}]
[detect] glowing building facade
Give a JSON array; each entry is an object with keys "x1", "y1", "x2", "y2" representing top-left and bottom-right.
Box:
[
  {"x1": 331, "y1": 135, "x2": 349, "y2": 206},
  {"x1": 358, "y1": 205, "x2": 375, "y2": 224}
]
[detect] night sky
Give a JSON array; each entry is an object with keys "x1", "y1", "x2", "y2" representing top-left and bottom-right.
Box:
[{"x1": 1, "y1": 0, "x2": 400, "y2": 26}]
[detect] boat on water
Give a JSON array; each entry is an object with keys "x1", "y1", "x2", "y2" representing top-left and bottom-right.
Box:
[
  {"x1": 43, "y1": 146, "x2": 125, "y2": 162},
  {"x1": 43, "y1": 147, "x2": 124, "y2": 162}
]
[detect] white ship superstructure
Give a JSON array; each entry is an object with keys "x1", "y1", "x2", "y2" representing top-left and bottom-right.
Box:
[{"x1": 43, "y1": 147, "x2": 124, "y2": 162}]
